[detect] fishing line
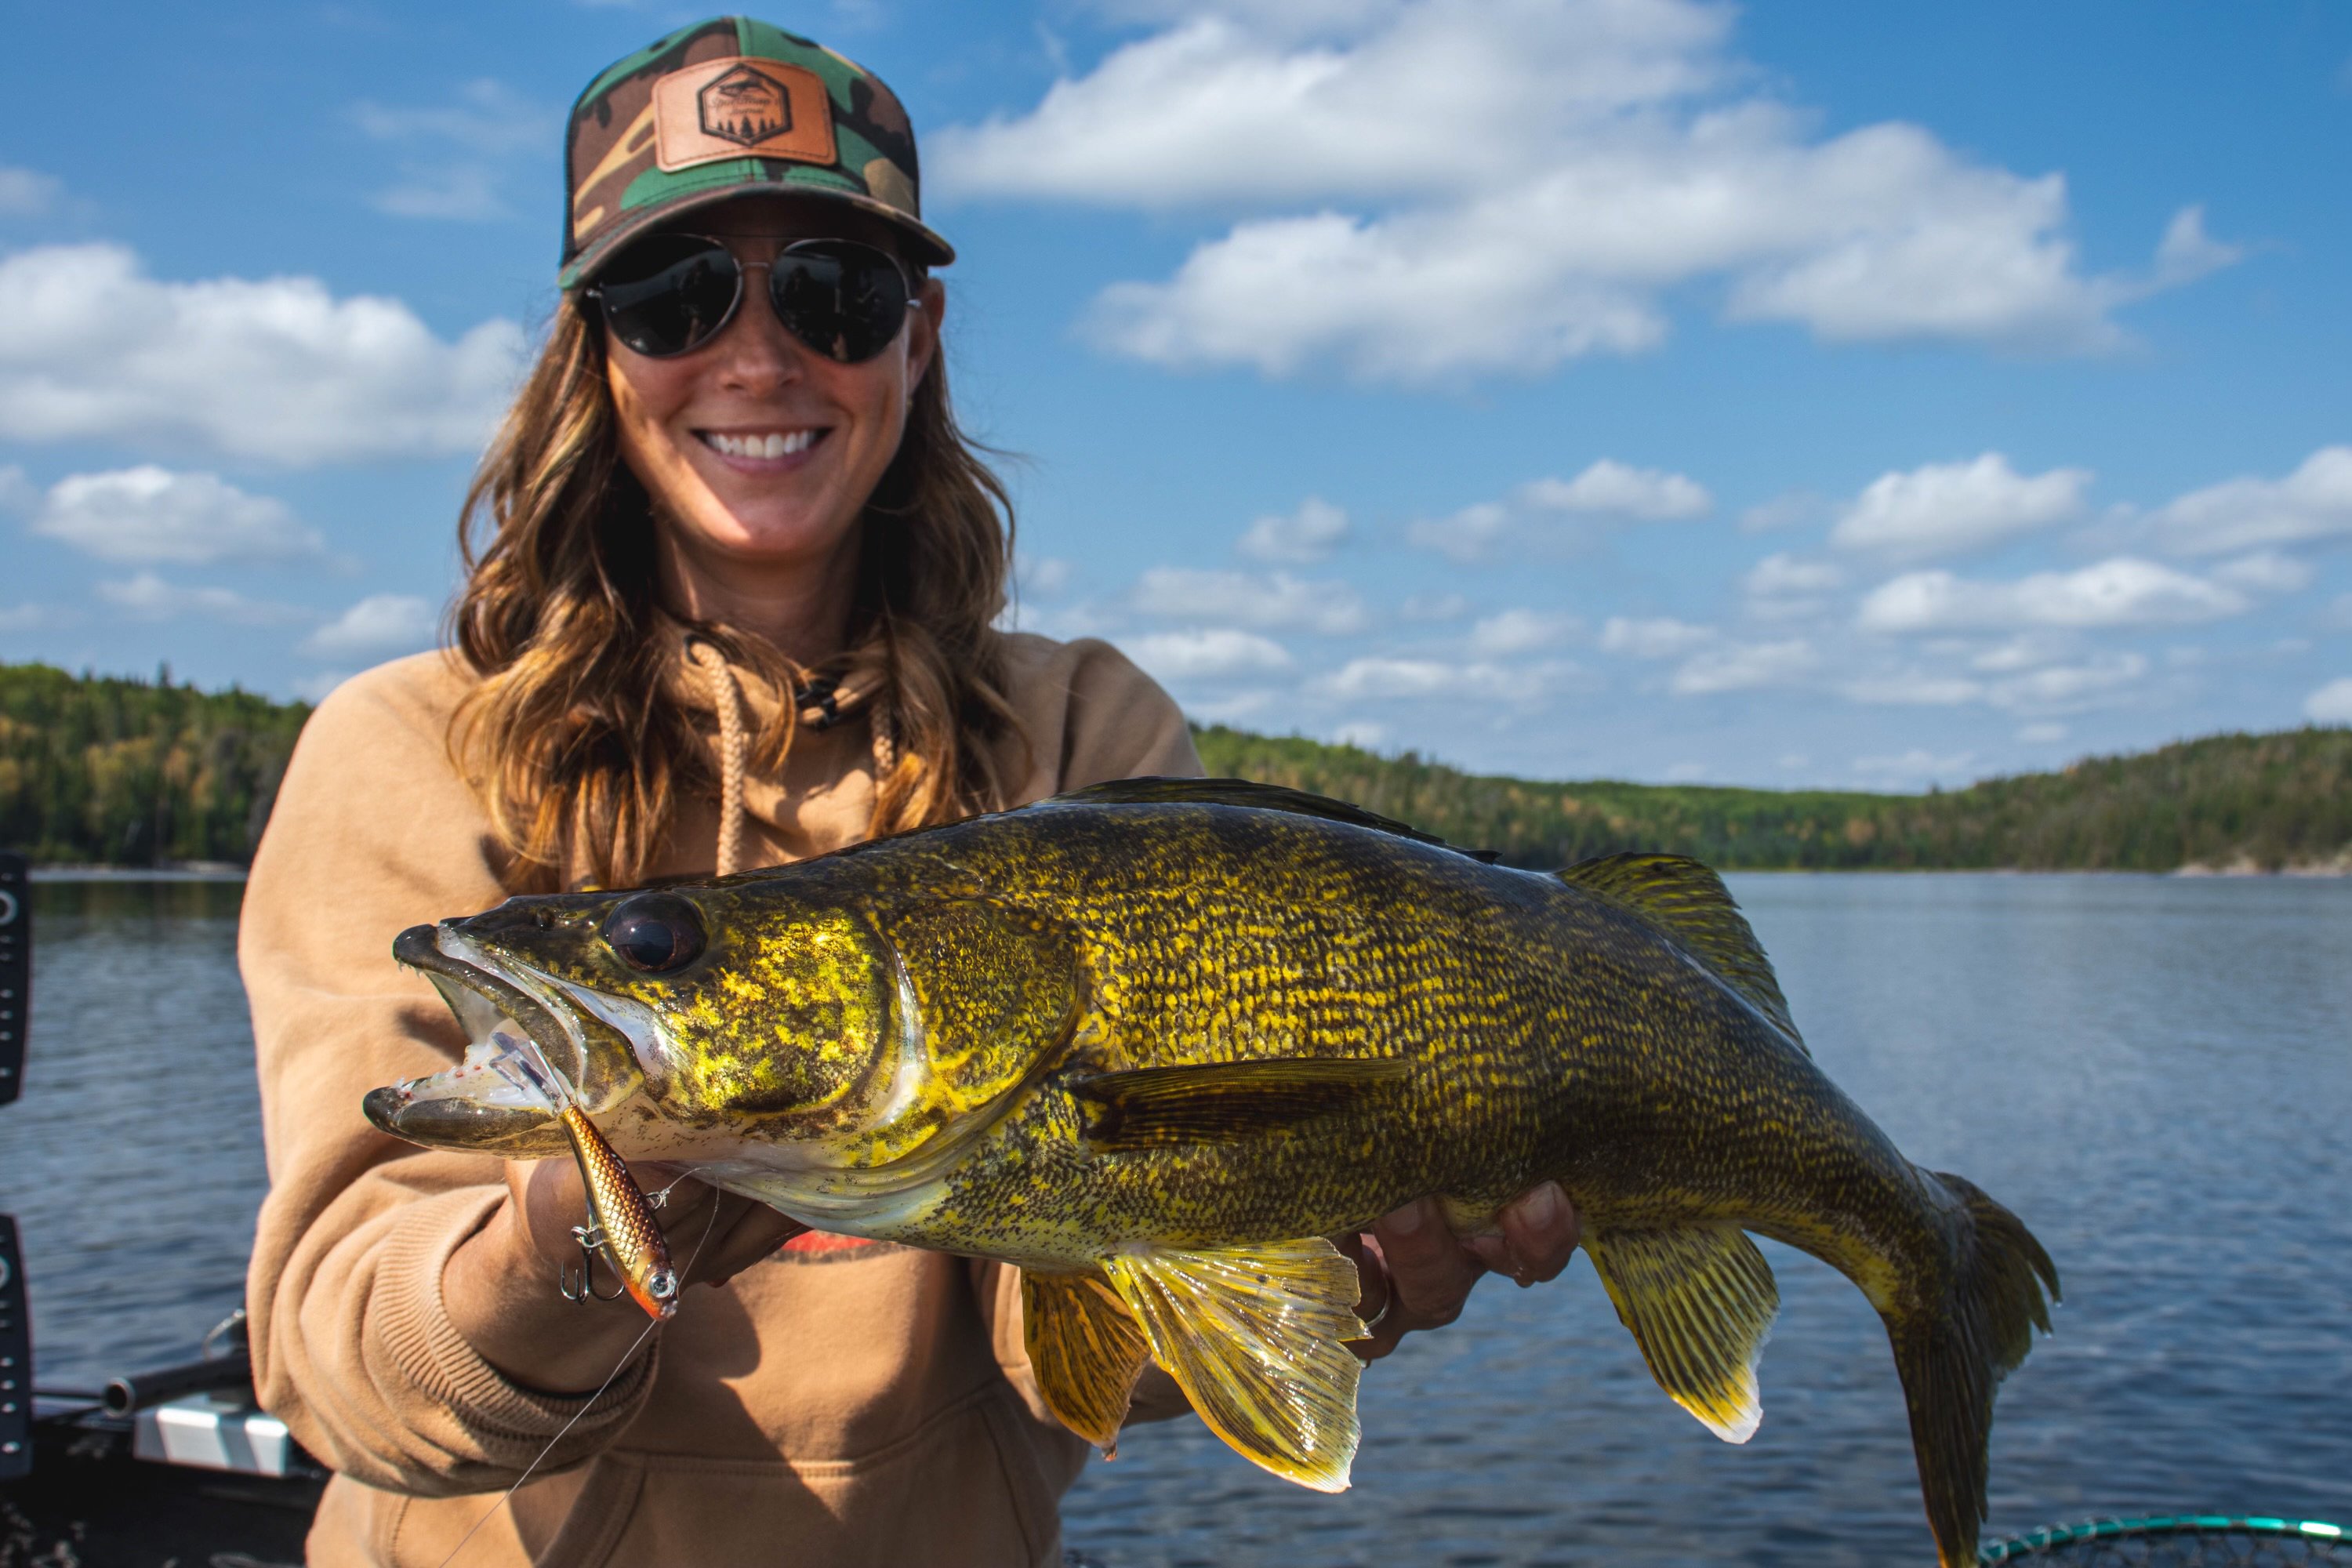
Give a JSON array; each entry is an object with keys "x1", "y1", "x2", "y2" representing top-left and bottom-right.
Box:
[{"x1": 433, "y1": 1187, "x2": 722, "y2": 1568}]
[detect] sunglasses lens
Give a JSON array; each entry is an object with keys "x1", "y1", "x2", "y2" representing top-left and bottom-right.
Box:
[
  {"x1": 768, "y1": 242, "x2": 911, "y2": 364},
  {"x1": 597, "y1": 236, "x2": 742, "y2": 358}
]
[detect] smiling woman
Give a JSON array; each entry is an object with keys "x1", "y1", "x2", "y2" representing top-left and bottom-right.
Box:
[{"x1": 236, "y1": 15, "x2": 1581, "y2": 1568}]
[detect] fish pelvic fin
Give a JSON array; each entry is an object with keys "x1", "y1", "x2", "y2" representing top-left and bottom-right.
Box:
[
  {"x1": 1585, "y1": 1224, "x2": 1779, "y2": 1443},
  {"x1": 1022, "y1": 1269, "x2": 1152, "y2": 1455},
  {"x1": 1555, "y1": 853, "x2": 1802, "y2": 1051},
  {"x1": 1073, "y1": 1058, "x2": 1413, "y2": 1152},
  {"x1": 1099, "y1": 1238, "x2": 1365, "y2": 1492},
  {"x1": 1890, "y1": 1172, "x2": 2061, "y2": 1568}
]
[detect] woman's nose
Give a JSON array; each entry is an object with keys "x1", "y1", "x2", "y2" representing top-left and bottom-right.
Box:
[{"x1": 706, "y1": 268, "x2": 805, "y2": 389}]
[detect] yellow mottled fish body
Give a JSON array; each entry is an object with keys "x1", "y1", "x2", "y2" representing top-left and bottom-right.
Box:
[{"x1": 367, "y1": 780, "x2": 2056, "y2": 1567}]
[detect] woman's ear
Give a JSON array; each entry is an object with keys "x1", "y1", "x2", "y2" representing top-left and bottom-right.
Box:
[{"x1": 908, "y1": 277, "x2": 946, "y2": 397}]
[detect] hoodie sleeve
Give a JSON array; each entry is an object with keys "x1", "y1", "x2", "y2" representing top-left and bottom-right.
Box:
[
  {"x1": 241, "y1": 655, "x2": 657, "y2": 1496},
  {"x1": 994, "y1": 633, "x2": 1204, "y2": 800}
]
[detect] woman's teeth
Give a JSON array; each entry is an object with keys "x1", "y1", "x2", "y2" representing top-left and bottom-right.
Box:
[{"x1": 704, "y1": 430, "x2": 819, "y2": 459}]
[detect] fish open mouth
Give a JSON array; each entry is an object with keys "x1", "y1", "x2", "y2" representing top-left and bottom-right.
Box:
[{"x1": 362, "y1": 924, "x2": 589, "y2": 1156}]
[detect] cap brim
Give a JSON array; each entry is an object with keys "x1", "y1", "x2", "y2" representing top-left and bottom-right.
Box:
[{"x1": 561, "y1": 181, "x2": 954, "y2": 291}]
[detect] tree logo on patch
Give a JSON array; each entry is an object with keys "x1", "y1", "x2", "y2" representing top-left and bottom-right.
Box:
[{"x1": 698, "y1": 65, "x2": 792, "y2": 147}]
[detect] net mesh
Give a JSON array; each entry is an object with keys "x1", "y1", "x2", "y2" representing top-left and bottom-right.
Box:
[{"x1": 1983, "y1": 1518, "x2": 2348, "y2": 1565}]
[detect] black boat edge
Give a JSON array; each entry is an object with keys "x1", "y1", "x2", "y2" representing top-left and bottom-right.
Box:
[{"x1": 0, "y1": 851, "x2": 327, "y2": 1568}]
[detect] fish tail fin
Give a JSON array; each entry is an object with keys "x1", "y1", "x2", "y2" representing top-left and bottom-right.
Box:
[{"x1": 1888, "y1": 1171, "x2": 2060, "y2": 1568}]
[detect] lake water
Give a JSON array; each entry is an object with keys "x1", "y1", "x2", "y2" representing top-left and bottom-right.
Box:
[{"x1": 3, "y1": 874, "x2": 2347, "y2": 1563}]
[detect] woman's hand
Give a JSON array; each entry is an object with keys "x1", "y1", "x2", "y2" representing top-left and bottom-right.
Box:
[
  {"x1": 444, "y1": 1156, "x2": 807, "y2": 1394},
  {"x1": 1338, "y1": 1182, "x2": 1581, "y2": 1362}
]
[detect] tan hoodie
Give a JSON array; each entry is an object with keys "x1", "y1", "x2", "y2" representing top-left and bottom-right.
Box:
[{"x1": 242, "y1": 631, "x2": 1202, "y2": 1567}]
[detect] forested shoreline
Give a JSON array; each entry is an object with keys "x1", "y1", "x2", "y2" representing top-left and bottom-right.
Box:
[{"x1": 5, "y1": 661, "x2": 2347, "y2": 872}]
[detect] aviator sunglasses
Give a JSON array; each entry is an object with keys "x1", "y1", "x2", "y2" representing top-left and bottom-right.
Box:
[{"x1": 585, "y1": 234, "x2": 916, "y2": 363}]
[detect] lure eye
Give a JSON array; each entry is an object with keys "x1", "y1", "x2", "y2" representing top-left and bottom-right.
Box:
[{"x1": 602, "y1": 894, "x2": 706, "y2": 975}]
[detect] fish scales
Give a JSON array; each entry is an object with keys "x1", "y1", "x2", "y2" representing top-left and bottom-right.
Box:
[{"x1": 366, "y1": 779, "x2": 2057, "y2": 1567}]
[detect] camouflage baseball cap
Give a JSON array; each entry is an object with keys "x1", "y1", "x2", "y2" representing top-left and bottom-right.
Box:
[{"x1": 561, "y1": 16, "x2": 952, "y2": 291}]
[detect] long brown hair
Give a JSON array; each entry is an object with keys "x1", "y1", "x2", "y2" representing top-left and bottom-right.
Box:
[{"x1": 448, "y1": 296, "x2": 1022, "y2": 890}]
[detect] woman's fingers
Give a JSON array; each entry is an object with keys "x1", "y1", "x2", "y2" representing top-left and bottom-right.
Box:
[
  {"x1": 1466, "y1": 1181, "x2": 1582, "y2": 1285},
  {"x1": 1497, "y1": 1181, "x2": 1581, "y2": 1283}
]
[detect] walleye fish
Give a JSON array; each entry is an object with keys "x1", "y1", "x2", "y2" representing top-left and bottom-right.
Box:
[{"x1": 365, "y1": 779, "x2": 2057, "y2": 1567}]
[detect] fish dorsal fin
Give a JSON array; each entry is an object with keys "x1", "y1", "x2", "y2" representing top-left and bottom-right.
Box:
[
  {"x1": 1100, "y1": 1238, "x2": 1365, "y2": 1491},
  {"x1": 1555, "y1": 853, "x2": 1802, "y2": 1049},
  {"x1": 1584, "y1": 1225, "x2": 1780, "y2": 1443},
  {"x1": 1073, "y1": 1058, "x2": 1414, "y2": 1152},
  {"x1": 1036, "y1": 777, "x2": 1497, "y2": 860},
  {"x1": 1022, "y1": 1269, "x2": 1153, "y2": 1454}
]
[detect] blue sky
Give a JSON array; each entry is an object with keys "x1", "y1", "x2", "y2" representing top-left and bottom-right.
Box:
[{"x1": 3, "y1": 1, "x2": 2349, "y2": 790}]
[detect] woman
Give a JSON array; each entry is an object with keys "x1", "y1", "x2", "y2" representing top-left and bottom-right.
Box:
[{"x1": 243, "y1": 18, "x2": 1580, "y2": 1566}]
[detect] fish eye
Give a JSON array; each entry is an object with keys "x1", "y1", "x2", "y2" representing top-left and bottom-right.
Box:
[{"x1": 601, "y1": 893, "x2": 706, "y2": 975}]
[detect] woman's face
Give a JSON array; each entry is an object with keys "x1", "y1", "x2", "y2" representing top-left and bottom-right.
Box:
[{"x1": 603, "y1": 195, "x2": 943, "y2": 612}]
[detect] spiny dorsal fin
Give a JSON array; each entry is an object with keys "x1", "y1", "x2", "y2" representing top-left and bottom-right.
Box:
[
  {"x1": 1100, "y1": 1238, "x2": 1365, "y2": 1491},
  {"x1": 1022, "y1": 1269, "x2": 1153, "y2": 1454},
  {"x1": 1073, "y1": 1058, "x2": 1414, "y2": 1152},
  {"x1": 1036, "y1": 777, "x2": 1500, "y2": 861},
  {"x1": 1556, "y1": 852, "x2": 1802, "y2": 1049},
  {"x1": 1585, "y1": 1225, "x2": 1780, "y2": 1443}
]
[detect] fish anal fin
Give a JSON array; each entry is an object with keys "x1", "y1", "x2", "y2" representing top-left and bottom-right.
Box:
[
  {"x1": 1022, "y1": 1269, "x2": 1153, "y2": 1454},
  {"x1": 1100, "y1": 1238, "x2": 1365, "y2": 1491},
  {"x1": 1556, "y1": 853, "x2": 1804, "y2": 1050},
  {"x1": 1586, "y1": 1225, "x2": 1780, "y2": 1443},
  {"x1": 1074, "y1": 1058, "x2": 1412, "y2": 1152}
]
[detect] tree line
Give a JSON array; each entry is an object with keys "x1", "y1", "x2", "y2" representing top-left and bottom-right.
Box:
[{"x1": 5, "y1": 661, "x2": 2347, "y2": 872}]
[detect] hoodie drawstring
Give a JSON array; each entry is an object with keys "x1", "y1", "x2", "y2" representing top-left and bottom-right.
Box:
[
  {"x1": 685, "y1": 637, "x2": 899, "y2": 877},
  {"x1": 686, "y1": 639, "x2": 750, "y2": 878}
]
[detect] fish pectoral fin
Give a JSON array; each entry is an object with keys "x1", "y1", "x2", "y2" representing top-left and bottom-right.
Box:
[
  {"x1": 1100, "y1": 1238, "x2": 1366, "y2": 1492},
  {"x1": 1073, "y1": 1059, "x2": 1412, "y2": 1152},
  {"x1": 1022, "y1": 1269, "x2": 1153, "y2": 1454},
  {"x1": 1586, "y1": 1224, "x2": 1780, "y2": 1443},
  {"x1": 1554, "y1": 853, "x2": 1805, "y2": 1051}
]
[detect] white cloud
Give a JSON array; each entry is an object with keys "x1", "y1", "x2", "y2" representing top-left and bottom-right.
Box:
[
  {"x1": 301, "y1": 594, "x2": 438, "y2": 659},
  {"x1": 0, "y1": 166, "x2": 60, "y2": 216},
  {"x1": 1400, "y1": 591, "x2": 1469, "y2": 621},
  {"x1": 2151, "y1": 205, "x2": 2242, "y2": 289},
  {"x1": 1669, "y1": 637, "x2": 1816, "y2": 695},
  {"x1": 1831, "y1": 453, "x2": 2092, "y2": 559},
  {"x1": 1854, "y1": 747, "x2": 1976, "y2": 785},
  {"x1": 1601, "y1": 615, "x2": 1715, "y2": 659},
  {"x1": 1468, "y1": 608, "x2": 1575, "y2": 656},
  {"x1": 1988, "y1": 653, "x2": 2147, "y2": 710},
  {"x1": 356, "y1": 80, "x2": 552, "y2": 222},
  {"x1": 0, "y1": 602, "x2": 60, "y2": 632},
  {"x1": 96, "y1": 572, "x2": 307, "y2": 625},
  {"x1": 2210, "y1": 550, "x2": 2314, "y2": 594},
  {"x1": 1329, "y1": 719, "x2": 1388, "y2": 750},
  {"x1": 1312, "y1": 655, "x2": 1562, "y2": 703},
  {"x1": 1858, "y1": 557, "x2": 2247, "y2": 632},
  {"x1": 1744, "y1": 553, "x2": 1844, "y2": 597},
  {"x1": 1519, "y1": 459, "x2": 1711, "y2": 520},
  {"x1": 1015, "y1": 555, "x2": 1076, "y2": 597},
  {"x1": 2307, "y1": 678, "x2": 2352, "y2": 726},
  {"x1": 1740, "y1": 491, "x2": 1824, "y2": 533},
  {"x1": 1131, "y1": 566, "x2": 1367, "y2": 633},
  {"x1": 31, "y1": 466, "x2": 323, "y2": 565},
  {"x1": 2150, "y1": 446, "x2": 2352, "y2": 556},
  {"x1": 1842, "y1": 671, "x2": 1984, "y2": 706},
  {"x1": 946, "y1": 1, "x2": 2231, "y2": 382},
  {"x1": 1125, "y1": 627, "x2": 1294, "y2": 678},
  {"x1": 2016, "y1": 721, "x2": 2068, "y2": 744},
  {"x1": 0, "y1": 244, "x2": 522, "y2": 464},
  {"x1": 1238, "y1": 495, "x2": 1349, "y2": 564},
  {"x1": 1410, "y1": 461, "x2": 1710, "y2": 561}
]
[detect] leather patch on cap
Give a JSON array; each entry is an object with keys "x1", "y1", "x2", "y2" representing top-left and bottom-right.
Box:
[{"x1": 654, "y1": 56, "x2": 837, "y2": 172}]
